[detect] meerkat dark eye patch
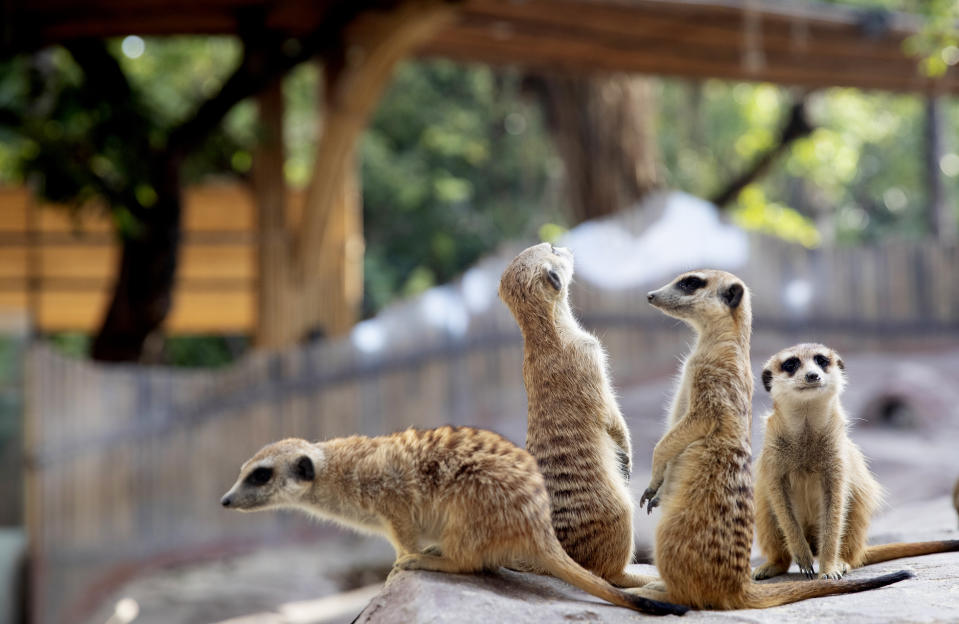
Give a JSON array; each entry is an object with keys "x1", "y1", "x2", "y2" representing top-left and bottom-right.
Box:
[
  {"x1": 293, "y1": 456, "x2": 315, "y2": 481},
  {"x1": 813, "y1": 354, "x2": 830, "y2": 370},
  {"x1": 721, "y1": 283, "x2": 744, "y2": 308},
  {"x1": 780, "y1": 357, "x2": 800, "y2": 375},
  {"x1": 246, "y1": 467, "x2": 273, "y2": 486},
  {"x1": 761, "y1": 369, "x2": 773, "y2": 392},
  {"x1": 546, "y1": 268, "x2": 562, "y2": 291},
  {"x1": 676, "y1": 276, "x2": 706, "y2": 293}
]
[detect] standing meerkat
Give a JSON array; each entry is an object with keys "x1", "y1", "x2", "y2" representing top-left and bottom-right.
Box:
[
  {"x1": 220, "y1": 426, "x2": 688, "y2": 616},
  {"x1": 499, "y1": 243, "x2": 645, "y2": 588},
  {"x1": 753, "y1": 343, "x2": 959, "y2": 580},
  {"x1": 631, "y1": 271, "x2": 911, "y2": 609}
]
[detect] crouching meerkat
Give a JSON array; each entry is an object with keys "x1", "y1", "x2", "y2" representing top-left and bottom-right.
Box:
[
  {"x1": 631, "y1": 271, "x2": 911, "y2": 609},
  {"x1": 220, "y1": 426, "x2": 688, "y2": 616},
  {"x1": 753, "y1": 343, "x2": 959, "y2": 580},
  {"x1": 499, "y1": 243, "x2": 646, "y2": 588}
]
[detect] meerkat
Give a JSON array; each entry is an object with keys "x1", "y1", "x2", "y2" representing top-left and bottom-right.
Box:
[
  {"x1": 498, "y1": 242, "x2": 646, "y2": 588},
  {"x1": 629, "y1": 270, "x2": 911, "y2": 609},
  {"x1": 753, "y1": 343, "x2": 959, "y2": 580},
  {"x1": 220, "y1": 426, "x2": 688, "y2": 616}
]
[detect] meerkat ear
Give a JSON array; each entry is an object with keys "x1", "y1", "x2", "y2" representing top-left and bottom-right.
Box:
[
  {"x1": 546, "y1": 267, "x2": 562, "y2": 291},
  {"x1": 293, "y1": 456, "x2": 315, "y2": 481},
  {"x1": 761, "y1": 369, "x2": 773, "y2": 392},
  {"x1": 837, "y1": 358, "x2": 845, "y2": 371},
  {"x1": 722, "y1": 282, "x2": 744, "y2": 308}
]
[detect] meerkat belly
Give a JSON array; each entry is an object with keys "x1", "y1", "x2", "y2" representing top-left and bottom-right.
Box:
[
  {"x1": 787, "y1": 472, "x2": 824, "y2": 545},
  {"x1": 656, "y1": 440, "x2": 754, "y2": 600}
]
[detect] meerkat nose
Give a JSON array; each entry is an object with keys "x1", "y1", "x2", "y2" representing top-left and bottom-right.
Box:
[
  {"x1": 221, "y1": 495, "x2": 232, "y2": 507},
  {"x1": 806, "y1": 372, "x2": 820, "y2": 383},
  {"x1": 647, "y1": 292, "x2": 656, "y2": 302}
]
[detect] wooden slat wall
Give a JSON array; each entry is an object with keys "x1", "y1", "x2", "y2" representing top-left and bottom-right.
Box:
[{"x1": 0, "y1": 185, "x2": 257, "y2": 333}]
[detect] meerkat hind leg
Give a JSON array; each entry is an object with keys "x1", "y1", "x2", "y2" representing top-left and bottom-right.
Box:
[
  {"x1": 751, "y1": 559, "x2": 791, "y2": 580},
  {"x1": 393, "y1": 553, "x2": 483, "y2": 575}
]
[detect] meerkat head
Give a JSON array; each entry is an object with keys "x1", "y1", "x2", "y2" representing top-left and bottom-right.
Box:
[
  {"x1": 761, "y1": 343, "x2": 846, "y2": 404},
  {"x1": 646, "y1": 269, "x2": 749, "y2": 330},
  {"x1": 498, "y1": 242, "x2": 574, "y2": 317},
  {"x1": 220, "y1": 438, "x2": 325, "y2": 512}
]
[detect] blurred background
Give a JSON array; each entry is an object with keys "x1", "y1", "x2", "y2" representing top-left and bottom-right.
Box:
[{"x1": 1, "y1": 0, "x2": 958, "y2": 622}]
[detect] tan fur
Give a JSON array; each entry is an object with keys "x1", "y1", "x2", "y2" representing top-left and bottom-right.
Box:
[
  {"x1": 220, "y1": 426, "x2": 687, "y2": 616},
  {"x1": 629, "y1": 271, "x2": 911, "y2": 609},
  {"x1": 754, "y1": 343, "x2": 959, "y2": 580},
  {"x1": 499, "y1": 243, "x2": 645, "y2": 588}
]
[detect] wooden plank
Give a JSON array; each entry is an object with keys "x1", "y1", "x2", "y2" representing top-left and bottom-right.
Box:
[
  {"x1": 0, "y1": 188, "x2": 29, "y2": 231},
  {"x1": 183, "y1": 185, "x2": 255, "y2": 232},
  {"x1": 165, "y1": 291, "x2": 254, "y2": 333},
  {"x1": 38, "y1": 244, "x2": 117, "y2": 279}
]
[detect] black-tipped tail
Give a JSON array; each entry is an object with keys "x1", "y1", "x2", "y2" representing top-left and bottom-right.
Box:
[{"x1": 625, "y1": 593, "x2": 690, "y2": 616}]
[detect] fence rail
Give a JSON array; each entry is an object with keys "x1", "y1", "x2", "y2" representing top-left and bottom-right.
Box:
[{"x1": 23, "y1": 230, "x2": 959, "y2": 624}]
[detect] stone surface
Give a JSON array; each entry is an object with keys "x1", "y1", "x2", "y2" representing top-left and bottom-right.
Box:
[{"x1": 356, "y1": 497, "x2": 959, "y2": 624}]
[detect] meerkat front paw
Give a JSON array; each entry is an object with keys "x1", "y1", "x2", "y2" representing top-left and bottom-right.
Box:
[
  {"x1": 792, "y1": 548, "x2": 816, "y2": 579},
  {"x1": 640, "y1": 481, "x2": 663, "y2": 514},
  {"x1": 819, "y1": 560, "x2": 849, "y2": 580}
]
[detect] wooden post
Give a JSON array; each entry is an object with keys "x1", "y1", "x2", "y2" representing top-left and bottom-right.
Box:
[
  {"x1": 252, "y1": 1, "x2": 457, "y2": 348},
  {"x1": 252, "y1": 78, "x2": 294, "y2": 348},
  {"x1": 295, "y1": 0, "x2": 456, "y2": 280}
]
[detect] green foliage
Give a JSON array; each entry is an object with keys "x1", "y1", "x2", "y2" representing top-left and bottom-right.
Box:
[
  {"x1": 657, "y1": 78, "x2": 957, "y2": 245},
  {"x1": 357, "y1": 61, "x2": 558, "y2": 314},
  {"x1": 47, "y1": 332, "x2": 244, "y2": 367}
]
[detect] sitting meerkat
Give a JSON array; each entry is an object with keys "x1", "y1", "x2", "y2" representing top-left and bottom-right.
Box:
[
  {"x1": 753, "y1": 343, "x2": 959, "y2": 580},
  {"x1": 499, "y1": 242, "x2": 646, "y2": 587},
  {"x1": 630, "y1": 271, "x2": 910, "y2": 609},
  {"x1": 220, "y1": 426, "x2": 688, "y2": 616}
]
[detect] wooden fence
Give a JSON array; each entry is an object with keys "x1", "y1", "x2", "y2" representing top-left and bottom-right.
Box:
[{"x1": 23, "y1": 231, "x2": 959, "y2": 624}]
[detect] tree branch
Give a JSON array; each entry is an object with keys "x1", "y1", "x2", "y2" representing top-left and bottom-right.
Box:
[
  {"x1": 711, "y1": 97, "x2": 814, "y2": 209},
  {"x1": 167, "y1": 2, "x2": 374, "y2": 160}
]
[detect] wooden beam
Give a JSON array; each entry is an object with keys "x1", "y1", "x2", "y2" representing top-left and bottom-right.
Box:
[{"x1": 295, "y1": 0, "x2": 457, "y2": 280}]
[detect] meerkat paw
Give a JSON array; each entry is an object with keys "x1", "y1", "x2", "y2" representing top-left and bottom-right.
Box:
[
  {"x1": 819, "y1": 561, "x2": 850, "y2": 580},
  {"x1": 394, "y1": 553, "x2": 430, "y2": 571},
  {"x1": 642, "y1": 580, "x2": 668, "y2": 592},
  {"x1": 752, "y1": 561, "x2": 788, "y2": 580},
  {"x1": 640, "y1": 482, "x2": 663, "y2": 514},
  {"x1": 421, "y1": 545, "x2": 443, "y2": 557},
  {"x1": 792, "y1": 550, "x2": 816, "y2": 579}
]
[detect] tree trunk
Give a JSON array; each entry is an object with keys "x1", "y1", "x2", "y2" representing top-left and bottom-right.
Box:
[
  {"x1": 90, "y1": 157, "x2": 182, "y2": 362},
  {"x1": 527, "y1": 73, "x2": 661, "y2": 223}
]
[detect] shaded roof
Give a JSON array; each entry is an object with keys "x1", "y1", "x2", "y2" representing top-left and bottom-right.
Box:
[{"x1": 4, "y1": 0, "x2": 957, "y2": 93}]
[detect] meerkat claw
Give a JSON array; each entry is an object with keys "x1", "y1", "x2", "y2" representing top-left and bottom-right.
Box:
[
  {"x1": 646, "y1": 495, "x2": 661, "y2": 514},
  {"x1": 640, "y1": 486, "x2": 658, "y2": 508}
]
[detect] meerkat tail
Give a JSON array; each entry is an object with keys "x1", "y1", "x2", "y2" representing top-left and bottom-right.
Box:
[
  {"x1": 742, "y1": 570, "x2": 913, "y2": 608},
  {"x1": 862, "y1": 540, "x2": 959, "y2": 565},
  {"x1": 535, "y1": 541, "x2": 689, "y2": 616}
]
